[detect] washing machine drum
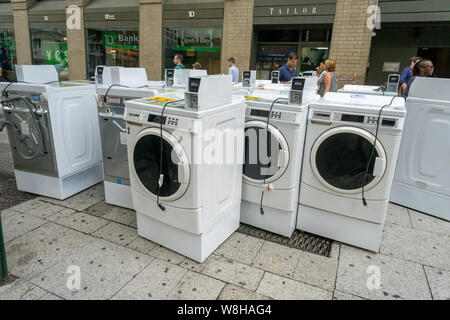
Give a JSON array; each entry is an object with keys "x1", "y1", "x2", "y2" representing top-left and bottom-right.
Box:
[
  {"x1": 310, "y1": 126, "x2": 386, "y2": 194},
  {"x1": 243, "y1": 121, "x2": 289, "y2": 184},
  {"x1": 132, "y1": 128, "x2": 190, "y2": 201}
]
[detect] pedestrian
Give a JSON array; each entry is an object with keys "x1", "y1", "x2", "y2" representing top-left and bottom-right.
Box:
[
  {"x1": 278, "y1": 52, "x2": 298, "y2": 84},
  {"x1": 316, "y1": 59, "x2": 326, "y2": 88},
  {"x1": 399, "y1": 56, "x2": 421, "y2": 96},
  {"x1": 192, "y1": 62, "x2": 202, "y2": 70},
  {"x1": 403, "y1": 59, "x2": 434, "y2": 98},
  {"x1": 318, "y1": 59, "x2": 338, "y2": 97},
  {"x1": 173, "y1": 54, "x2": 185, "y2": 69},
  {"x1": 227, "y1": 57, "x2": 239, "y2": 83}
]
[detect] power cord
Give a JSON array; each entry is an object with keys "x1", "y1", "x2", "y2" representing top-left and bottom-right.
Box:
[
  {"x1": 259, "y1": 97, "x2": 288, "y2": 215},
  {"x1": 156, "y1": 99, "x2": 185, "y2": 211},
  {"x1": 361, "y1": 95, "x2": 398, "y2": 206}
]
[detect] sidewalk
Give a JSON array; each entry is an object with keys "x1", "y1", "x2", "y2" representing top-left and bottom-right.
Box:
[{"x1": 0, "y1": 131, "x2": 449, "y2": 300}]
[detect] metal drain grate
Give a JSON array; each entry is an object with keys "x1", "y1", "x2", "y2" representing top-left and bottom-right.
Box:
[
  {"x1": 237, "y1": 223, "x2": 333, "y2": 257},
  {"x1": 0, "y1": 172, "x2": 37, "y2": 212}
]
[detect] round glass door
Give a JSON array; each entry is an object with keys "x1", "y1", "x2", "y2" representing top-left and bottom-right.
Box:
[
  {"x1": 132, "y1": 128, "x2": 189, "y2": 201},
  {"x1": 243, "y1": 121, "x2": 289, "y2": 184},
  {"x1": 311, "y1": 126, "x2": 386, "y2": 194}
]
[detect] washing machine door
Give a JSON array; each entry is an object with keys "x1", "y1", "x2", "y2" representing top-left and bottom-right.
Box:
[
  {"x1": 243, "y1": 120, "x2": 289, "y2": 184},
  {"x1": 131, "y1": 127, "x2": 190, "y2": 201},
  {"x1": 310, "y1": 126, "x2": 387, "y2": 194}
]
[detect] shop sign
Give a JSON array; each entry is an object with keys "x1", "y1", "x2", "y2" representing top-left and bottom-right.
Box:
[
  {"x1": 181, "y1": 37, "x2": 212, "y2": 47},
  {"x1": 268, "y1": 6, "x2": 318, "y2": 16},
  {"x1": 44, "y1": 42, "x2": 68, "y2": 67},
  {"x1": 188, "y1": 11, "x2": 195, "y2": 18},
  {"x1": 383, "y1": 62, "x2": 400, "y2": 72},
  {"x1": 105, "y1": 14, "x2": 116, "y2": 21},
  {"x1": 257, "y1": 45, "x2": 298, "y2": 62},
  {"x1": 102, "y1": 31, "x2": 139, "y2": 50}
]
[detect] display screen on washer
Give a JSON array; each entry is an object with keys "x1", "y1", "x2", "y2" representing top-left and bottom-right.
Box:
[
  {"x1": 97, "y1": 67, "x2": 104, "y2": 75},
  {"x1": 133, "y1": 135, "x2": 181, "y2": 197},
  {"x1": 388, "y1": 75, "x2": 399, "y2": 83},
  {"x1": 188, "y1": 78, "x2": 201, "y2": 93},
  {"x1": 315, "y1": 132, "x2": 378, "y2": 190},
  {"x1": 291, "y1": 78, "x2": 305, "y2": 91},
  {"x1": 243, "y1": 126, "x2": 281, "y2": 180},
  {"x1": 166, "y1": 69, "x2": 174, "y2": 78},
  {"x1": 250, "y1": 109, "x2": 270, "y2": 118},
  {"x1": 148, "y1": 114, "x2": 167, "y2": 124},
  {"x1": 243, "y1": 71, "x2": 251, "y2": 79},
  {"x1": 341, "y1": 114, "x2": 364, "y2": 123}
]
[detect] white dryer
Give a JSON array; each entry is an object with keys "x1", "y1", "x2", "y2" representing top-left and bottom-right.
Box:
[
  {"x1": 241, "y1": 77, "x2": 319, "y2": 237},
  {"x1": 124, "y1": 75, "x2": 245, "y2": 262},
  {"x1": 391, "y1": 77, "x2": 450, "y2": 221},
  {"x1": 0, "y1": 66, "x2": 102, "y2": 199},
  {"x1": 297, "y1": 93, "x2": 406, "y2": 251}
]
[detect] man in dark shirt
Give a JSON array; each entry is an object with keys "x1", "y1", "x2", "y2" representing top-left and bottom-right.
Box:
[
  {"x1": 278, "y1": 52, "x2": 298, "y2": 84},
  {"x1": 399, "y1": 56, "x2": 421, "y2": 96}
]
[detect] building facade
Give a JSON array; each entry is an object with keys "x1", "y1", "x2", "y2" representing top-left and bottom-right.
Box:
[{"x1": 1, "y1": 0, "x2": 449, "y2": 85}]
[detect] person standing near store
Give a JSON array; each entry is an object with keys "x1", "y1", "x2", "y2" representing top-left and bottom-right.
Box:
[
  {"x1": 403, "y1": 59, "x2": 434, "y2": 98},
  {"x1": 317, "y1": 59, "x2": 338, "y2": 97},
  {"x1": 192, "y1": 62, "x2": 202, "y2": 70},
  {"x1": 173, "y1": 54, "x2": 185, "y2": 69},
  {"x1": 227, "y1": 57, "x2": 239, "y2": 83},
  {"x1": 399, "y1": 56, "x2": 421, "y2": 96},
  {"x1": 278, "y1": 52, "x2": 298, "y2": 84}
]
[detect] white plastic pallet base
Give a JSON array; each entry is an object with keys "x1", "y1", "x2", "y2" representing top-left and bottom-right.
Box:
[
  {"x1": 297, "y1": 204, "x2": 384, "y2": 252},
  {"x1": 14, "y1": 163, "x2": 103, "y2": 200},
  {"x1": 390, "y1": 181, "x2": 449, "y2": 221},
  {"x1": 104, "y1": 181, "x2": 133, "y2": 210},
  {"x1": 240, "y1": 200, "x2": 297, "y2": 238},
  {"x1": 136, "y1": 203, "x2": 240, "y2": 263}
]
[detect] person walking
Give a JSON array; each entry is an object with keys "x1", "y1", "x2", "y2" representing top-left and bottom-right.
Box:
[
  {"x1": 173, "y1": 54, "x2": 185, "y2": 69},
  {"x1": 318, "y1": 59, "x2": 338, "y2": 97},
  {"x1": 227, "y1": 57, "x2": 239, "y2": 83},
  {"x1": 278, "y1": 52, "x2": 298, "y2": 84},
  {"x1": 399, "y1": 56, "x2": 421, "y2": 96},
  {"x1": 403, "y1": 59, "x2": 434, "y2": 98}
]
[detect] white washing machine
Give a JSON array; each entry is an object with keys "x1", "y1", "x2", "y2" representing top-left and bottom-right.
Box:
[
  {"x1": 0, "y1": 65, "x2": 102, "y2": 199},
  {"x1": 391, "y1": 77, "x2": 450, "y2": 221},
  {"x1": 297, "y1": 92, "x2": 406, "y2": 251},
  {"x1": 240, "y1": 77, "x2": 319, "y2": 237},
  {"x1": 124, "y1": 75, "x2": 245, "y2": 262},
  {"x1": 338, "y1": 74, "x2": 400, "y2": 97},
  {"x1": 97, "y1": 85, "x2": 158, "y2": 209}
]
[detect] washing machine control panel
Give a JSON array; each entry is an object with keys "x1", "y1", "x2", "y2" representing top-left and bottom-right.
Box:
[
  {"x1": 311, "y1": 110, "x2": 399, "y2": 128},
  {"x1": 125, "y1": 108, "x2": 192, "y2": 130},
  {"x1": 247, "y1": 108, "x2": 297, "y2": 122}
]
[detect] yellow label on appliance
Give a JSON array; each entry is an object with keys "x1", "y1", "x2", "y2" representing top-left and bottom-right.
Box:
[
  {"x1": 147, "y1": 97, "x2": 176, "y2": 103},
  {"x1": 244, "y1": 96, "x2": 262, "y2": 100}
]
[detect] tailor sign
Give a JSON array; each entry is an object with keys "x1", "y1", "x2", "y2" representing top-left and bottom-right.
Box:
[{"x1": 268, "y1": 6, "x2": 318, "y2": 16}]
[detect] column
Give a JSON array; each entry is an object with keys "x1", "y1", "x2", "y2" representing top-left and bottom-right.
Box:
[{"x1": 11, "y1": 0, "x2": 34, "y2": 65}]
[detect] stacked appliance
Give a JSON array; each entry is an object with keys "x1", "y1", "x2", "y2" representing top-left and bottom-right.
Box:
[
  {"x1": 241, "y1": 77, "x2": 319, "y2": 237},
  {"x1": 0, "y1": 65, "x2": 102, "y2": 199},
  {"x1": 390, "y1": 77, "x2": 450, "y2": 221},
  {"x1": 97, "y1": 67, "x2": 158, "y2": 209},
  {"x1": 297, "y1": 92, "x2": 406, "y2": 251},
  {"x1": 339, "y1": 74, "x2": 400, "y2": 97},
  {"x1": 124, "y1": 75, "x2": 245, "y2": 262}
]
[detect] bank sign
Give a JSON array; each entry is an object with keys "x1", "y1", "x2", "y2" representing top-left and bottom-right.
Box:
[{"x1": 102, "y1": 31, "x2": 139, "y2": 50}]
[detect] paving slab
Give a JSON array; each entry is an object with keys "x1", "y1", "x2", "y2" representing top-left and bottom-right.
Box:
[
  {"x1": 385, "y1": 203, "x2": 412, "y2": 228},
  {"x1": 10, "y1": 199, "x2": 47, "y2": 214},
  {"x1": 332, "y1": 290, "x2": 365, "y2": 300},
  {"x1": 126, "y1": 236, "x2": 158, "y2": 254},
  {"x1": 0, "y1": 279, "x2": 48, "y2": 300},
  {"x1": 1, "y1": 209, "x2": 46, "y2": 242},
  {"x1": 201, "y1": 255, "x2": 265, "y2": 291},
  {"x1": 424, "y1": 266, "x2": 450, "y2": 300},
  {"x1": 251, "y1": 241, "x2": 302, "y2": 278},
  {"x1": 408, "y1": 209, "x2": 450, "y2": 237},
  {"x1": 5, "y1": 222, "x2": 94, "y2": 280},
  {"x1": 218, "y1": 284, "x2": 272, "y2": 300},
  {"x1": 214, "y1": 232, "x2": 264, "y2": 265},
  {"x1": 380, "y1": 224, "x2": 450, "y2": 271},
  {"x1": 336, "y1": 244, "x2": 432, "y2": 300},
  {"x1": 167, "y1": 271, "x2": 225, "y2": 300},
  {"x1": 39, "y1": 292, "x2": 64, "y2": 300},
  {"x1": 256, "y1": 272, "x2": 332, "y2": 300},
  {"x1": 85, "y1": 201, "x2": 136, "y2": 225},
  {"x1": 49, "y1": 210, "x2": 110, "y2": 234},
  {"x1": 148, "y1": 245, "x2": 186, "y2": 265},
  {"x1": 39, "y1": 184, "x2": 105, "y2": 211},
  {"x1": 179, "y1": 257, "x2": 205, "y2": 272},
  {"x1": 92, "y1": 222, "x2": 138, "y2": 247},
  {"x1": 30, "y1": 238, "x2": 152, "y2": 300},
  {"x1": 113, "y1": 259, "x2": 186, "y2": 300}
]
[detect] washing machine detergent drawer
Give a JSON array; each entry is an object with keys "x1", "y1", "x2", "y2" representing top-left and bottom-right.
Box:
[
  {"x1": 100, "y1": 113, "x2": 130, "y2": 185},
  {"x1": 3, "y1": 99, "x2": 58, "y2": 177}
]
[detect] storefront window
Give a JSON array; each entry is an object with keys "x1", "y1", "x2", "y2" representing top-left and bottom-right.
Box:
[
  {"x1": 0, "y1": 28, "x2": 16, "y2": 81},
  {"x1": 164, "y1": 27, "x2": 222, "y2": 74},
  {"x1": 31, "y1": 29, "x2": 68, "y2": 80},
  {"x1": 87, "y1": 29, "x2": 139, "y2": 79},
  {"x1": 256, "y1": 44, "x2": 298, "y2": 80},
  {"x1": 300, "y1": 47, "x2": 329, "y2": 73}
]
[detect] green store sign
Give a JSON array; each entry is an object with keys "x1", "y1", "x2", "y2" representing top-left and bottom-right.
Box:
[
  {"x1": 102, "y1": 31, "x2": 139, "y2": 50},
  {"x1": 44, "y1": 42, "x2": 68, "y2": 67}
]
